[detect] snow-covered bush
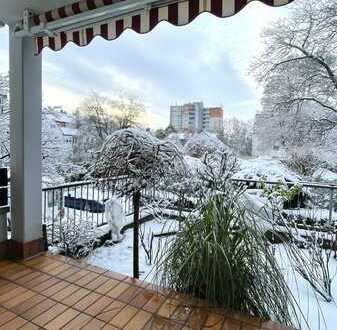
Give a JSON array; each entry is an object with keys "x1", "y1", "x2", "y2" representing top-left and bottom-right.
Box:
[
  {"x1": 104, "y1": 197, "x2": 126, "y2": 242},
  {"x1": 183, "y1": 131, "x2": 228, "y2": 158},
  {"x1": 57, "y1": 217, "x2": 96, "y2": 259},
  {"x1": 284, "y1": 147, "x2": 323, "y2": 177}
]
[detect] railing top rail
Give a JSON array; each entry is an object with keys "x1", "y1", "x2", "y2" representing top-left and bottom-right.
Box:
[
  {"x1": 42, "y1": 175, "x2": 128, "y2": 192},
  {"x1": 231, "y1": 178, "x2": 337, "y2": 190}
]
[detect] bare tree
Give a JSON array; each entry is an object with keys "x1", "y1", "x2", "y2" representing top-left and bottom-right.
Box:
[{"x1": 252, "y1": 0, "x2": 337, "y2": 131}]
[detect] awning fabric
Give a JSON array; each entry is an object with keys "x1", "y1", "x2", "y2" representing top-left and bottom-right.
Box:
[{"x1": 34, "y1": 0, "x2": 293, "y2": 54}]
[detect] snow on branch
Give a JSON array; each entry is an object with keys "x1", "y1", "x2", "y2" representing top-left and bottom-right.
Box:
[{"x1": 91, "y1": 128, "x2": 186, "y2": 194}]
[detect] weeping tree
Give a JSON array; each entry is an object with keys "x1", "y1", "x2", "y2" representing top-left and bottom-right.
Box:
[{"x1": 92, "y1": 128, "x2": 185, "y2": 278}]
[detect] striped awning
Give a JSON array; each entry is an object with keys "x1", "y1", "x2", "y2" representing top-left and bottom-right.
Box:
[{"x1": 34, "y1": 0, "x2": 293, "y2": 54}]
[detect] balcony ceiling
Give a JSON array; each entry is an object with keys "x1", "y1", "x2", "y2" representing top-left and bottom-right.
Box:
[{"x1": 0, "y1": 0, "x2": 75, "y2": 25}]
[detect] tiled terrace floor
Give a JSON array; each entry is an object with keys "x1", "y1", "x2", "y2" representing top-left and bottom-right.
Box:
[{"x1": 0, "y1": 254, "x2": 293, "y2": 330}]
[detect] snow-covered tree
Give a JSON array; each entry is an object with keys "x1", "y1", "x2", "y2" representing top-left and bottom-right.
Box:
[
  {"x1": 0, "y1": 73, "x2": 9, "y2": 166},
  {"x1": 92, "y1": 128, "x2": 185, "y2": 278},
  {"x1": 183, "y1": 131, "x2": 229, "y2": 158},
  {"x1": 252, "y1": 0, "x2": 337, "y2": 131},
  {"x1": 41, "y1": 112, "x2": 65, "y2": 186},
  {"x1": 223, "y1": 118, "x2": 253, "y2": 156}
]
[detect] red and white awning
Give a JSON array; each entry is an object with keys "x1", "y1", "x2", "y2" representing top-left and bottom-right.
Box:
[{"x1": 33, "y1": 0, "x2": 293, "y2": 54}]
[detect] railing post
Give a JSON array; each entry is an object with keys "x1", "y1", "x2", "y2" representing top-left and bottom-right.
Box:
[
  {"x1": 133, "y1": 190, "x2": 140, "y2": 279},
  {"x1": 329, "y1": 188, "x2": 334, "y2": 226}
]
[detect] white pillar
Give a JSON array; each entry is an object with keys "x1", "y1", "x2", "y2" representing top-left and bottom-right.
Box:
[{"x1": 9, "y1": 29, "x2": 43, "y2": 258}]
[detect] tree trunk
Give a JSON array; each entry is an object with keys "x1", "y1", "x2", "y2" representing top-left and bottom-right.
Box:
[{"x1": 133, "y1": 190, "x2": 141, "y2": 279}]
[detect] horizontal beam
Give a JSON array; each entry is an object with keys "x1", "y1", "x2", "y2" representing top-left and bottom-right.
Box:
[{"x1": 14, "y1": 0, "x2": 160, "y2": 37}]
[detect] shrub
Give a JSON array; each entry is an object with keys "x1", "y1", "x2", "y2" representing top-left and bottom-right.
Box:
[{"x1": 156, "y1": 193, "x2": 299, "y2": 327}]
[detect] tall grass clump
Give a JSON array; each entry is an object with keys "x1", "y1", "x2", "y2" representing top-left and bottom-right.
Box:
[{"x1": 155, "y1": 192, "x2": 299, "y2": 327}]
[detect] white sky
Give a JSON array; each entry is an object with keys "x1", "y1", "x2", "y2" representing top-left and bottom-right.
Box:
[{"x1": 0, "y1": 2, "x2": 292, "y2": 129}]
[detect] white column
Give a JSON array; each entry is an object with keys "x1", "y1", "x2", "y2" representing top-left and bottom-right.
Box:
[{"x1": 9, "y1": 29, "x2": 42, "y2": 250}]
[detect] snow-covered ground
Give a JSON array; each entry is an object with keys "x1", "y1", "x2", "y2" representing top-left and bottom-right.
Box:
[
  {"x1": 87, "y1": 218, "x2": 179, "y2": 282},
  {"x1": 275, "y1": 245, "x2": 337, "y2": 330},
  {"x1": 234, "y1": 157, "x2": 301, "y2": 182}
]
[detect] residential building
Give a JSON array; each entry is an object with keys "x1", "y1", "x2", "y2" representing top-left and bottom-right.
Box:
[
  {"x1": 43, "y1": 106, "x2": 79, "y2": 159},
  {"x1": 0, "y1": 89, "x2": 8, "y2": 114},
  {"x1": 170, "y1": 102, "x2": 223, "y2": 135}
]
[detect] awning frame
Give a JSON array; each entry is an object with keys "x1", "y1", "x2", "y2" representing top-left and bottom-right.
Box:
[{"x1": 14, "y1": 0, "x2": 157, "y2": 38}]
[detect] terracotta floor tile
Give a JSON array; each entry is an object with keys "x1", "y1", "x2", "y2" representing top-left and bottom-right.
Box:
[
  {"x1": 44, "y1": 308, "x2": 80, "y2": 330},
  {"x1": 21, "y1": 299, "x2": 56, "y2": 321},
  {"x1": 85, "y1": 296, "x2": 114, "y2": 317},
  {"x1": 61, "y1": 313, "x2": 92, "y2": 330},
  {"x1": 0, "y1": 283, "x2": 19, "y2": 296},
  {"x1": 106, "y1": 282, "x2": 130, "y2": 299},
  {"x1": 105, "y1": 270, "x2": 127, "y2": 281},
  {"x1": 185, "y1": 308, "x2": 209, "y2": 329},
  {"x1": 47, "y1": 264, "x2": 72, "y2": 276},
  {"x1": 222, "y1": 318, "x2": 242, "y2": 330},
  {"x1": 31, "y1": 303, "x2": 68, "y2": 327},
  {"x1": 43, "y1": 281, "x2": 70, "y2": 297},
  {"x1": 0, "y1": 279, "x2": 9, "y2": 288},
  {"x1": 75, "y1": 271, "x2": 100, "y2": 286},
  {"x1": 123, "y1": 277, "x2": 148, "y2": 288},
  {"x1": 170, "y1": 305, "x2": 191, "y2": 323},
  {"x1": 39, "y1": 262, "x2": 64, "y2": 273},
  {"x1": 130, "y1": 288, "x2": 155, "y2": 308},
  {"x1": 84, "y1": 275, "x2": 109, "y2": 291},
  {"x1": 11, "y1": 294, "x2": 46, "y2": 315},
  {"x1": 5, "y1": 268, "x2": 33, "y2": 281},
  {"x1": 124, "y1": 310, "x2": 152, "y2": 330},
  {"x1": 15, "y1": 272, "x2": 41, "y2": 286},
  {"x1": 96, "y1": 300, "x2": 125, "y2": 323},
  {"x1": 51, "y1": 284, "x2": 80, "y2": 302},
  {"x1": 101, "y1": 324, "x2": 119, "y2": 330},
  {"x1": 0, "y1": 265, "x2": 27, "y2": 279},
  {"x1": 143, "y1": 294, "x2": 166, "y2": 314},
  {"x1": 118, "y1": 285, "x2": 143, "y2": 304},
  {"x1": 157, "y1": 299, "x2": 179, "y2": 319},
  {"x1": 110, "y1": 305, "x2": 138, "y2": 328},
  {"x1": 229, "y1": 312, "x2": 261, "y2": 327},
  {"x1": 65, "y1": 270, "x2": 90, "y2": 283},
  {"x1": 0, "y1": 316, "x2": 27, "y2": 329},
  {"x1": 24, "y1": 256, "x2": 53, "y2": 267},
  {"x1": 25, "y1": 274, "x2": 51, "y2": 289},
  {"x1": 241, "y1": 324, "x2": 261, "y2": 330},
  {"x1": 0, "y1": 310, "x2": 17, "y2": 326},
  {"x1": 203, "y1": 313, "x2": 225, "y2": 329},
  {"x1": 85, "y1": 265, "x2": 107, "y2": 274},
  {"x1": 95, "y1": 278, "x2": 119, "y2": 295},
  {"x1": 72, "y1": 292, "x2": 102, "y2": 312},
  {"x1": 0, "y1": 286, "x2": 28, "y2": 304},
  {"x1": 61, "y1": 288, "x2": 91, "y2": 307},
  {"x1": 55, "y1": 267, "x2": 79, "y2": 280},
  {"x1": 32, "y1": 277, "x2": 61, "y2": 293},
  {"x1": 18, "y1": 322, "x2": 41, "y2": 330},
  {"x1": 2, "y1": 290, "x2": 36, "y2": 309},
  {"x1": 80, "y1": 317, "x2": 105, "y2": 330}
]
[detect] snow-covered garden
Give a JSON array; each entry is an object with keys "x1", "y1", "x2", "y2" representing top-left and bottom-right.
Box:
[{"x1": 40, "y1": 127, "x2": 337, "y2": 330}]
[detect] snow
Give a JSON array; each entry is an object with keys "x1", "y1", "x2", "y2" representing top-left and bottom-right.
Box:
[
  {"x1": 234, "y1": 157, "x2": 301, "y2": 182},
  {"x1": 275, "y1": 245, "x2": 337, "y2": 330},
  {"x1": 183, "y1": 131, "x2": 228, "y2": 157},
  {"x1": 87, "y1": 218, "x2": 179, "y2": 282},
  {"x1": 313, "y1": 168, "x2": 337, "y2": 183}
]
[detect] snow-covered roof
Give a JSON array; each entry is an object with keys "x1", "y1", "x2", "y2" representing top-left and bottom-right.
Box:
[
  {"x1": 44, "y1": 108, "x2": 74, "y2": 124},
  {"x1": 61, "y1": 127, "x2": 79, "y2": 136}
]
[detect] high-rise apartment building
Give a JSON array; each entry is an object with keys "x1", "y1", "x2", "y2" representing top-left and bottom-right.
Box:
[{"x1": 170, "y1": 102, "x2": 223, "y2": 135}]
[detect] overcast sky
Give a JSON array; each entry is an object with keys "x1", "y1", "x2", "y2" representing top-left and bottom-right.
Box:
[{"x1": 0, "y1": 2, "x2": 292, "y2": 129}]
